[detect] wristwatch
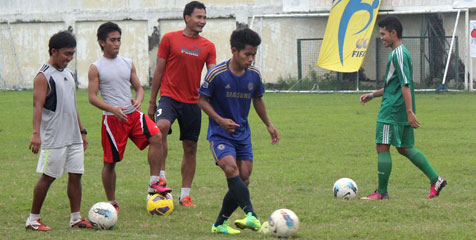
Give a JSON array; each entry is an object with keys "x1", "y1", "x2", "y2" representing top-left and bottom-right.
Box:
[{"x1": 80, "y1": 128, "x2": 88, "y2": 135}]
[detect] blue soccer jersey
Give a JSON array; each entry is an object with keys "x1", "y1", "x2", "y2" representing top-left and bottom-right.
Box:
[{"x1": 199, "y1": 60, "x2": 264, "y2": 142}]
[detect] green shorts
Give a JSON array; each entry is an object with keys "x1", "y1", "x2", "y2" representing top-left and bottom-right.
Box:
[{"x1": 376, "y1": 122, "x2": 414, "y2": 148}]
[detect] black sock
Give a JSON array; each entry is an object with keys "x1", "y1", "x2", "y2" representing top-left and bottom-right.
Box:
[
  {"x1": 227, "y1": 176, "x2": 256, "y2": 218},
  {"x1": 214, "y1": 191, "x2": 238, "y2": 226}
]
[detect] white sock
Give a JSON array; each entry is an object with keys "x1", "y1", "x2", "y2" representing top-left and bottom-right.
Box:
[
  {"x1": 150, "y1": 175, "x2": 159, "y2": 185},
  {"x1": 180, "y1": 188, "x2": 191, "y2": 200},
  {"x1": 29, "y1": 213, "x2": 40, "y2": 222},
  {"x1": 70, "y1": 212, "x2": 81, "y2": 222},
  {"x1": 108, "y1": 200, "x2": 118, "y2": 205},
  {"x1": 160, "y1": 171, "x2": 166, "y2": 180}
]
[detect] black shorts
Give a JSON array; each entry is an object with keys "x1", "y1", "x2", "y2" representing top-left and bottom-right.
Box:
[{"x1": 155, "y1": 96, "x2": 201, "y2": 142}]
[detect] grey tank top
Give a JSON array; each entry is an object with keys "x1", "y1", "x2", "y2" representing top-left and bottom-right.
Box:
[
  {"x1": 93, "y1": 56, "x2": 135, "y2": 115},
  {"x1": 39, "y1": 63, "x2": 82, "y2": 148}
]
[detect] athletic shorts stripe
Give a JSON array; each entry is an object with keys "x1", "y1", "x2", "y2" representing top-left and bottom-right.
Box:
[
  {"x1": 383, "y1": 124, "x2": 390, "y2": 144},
  {"x1": 104, "y1": 115, "x2": 121, "y2": 162},
  {"x1": 209, "y1": 141, "x2": 220, "y2": 164},
  {"x1": 140, "y1": 112, "x2": 151, "y2": 139},
  {"x1": 43, "y1": 149, "x2": 50, "y2": 172}
]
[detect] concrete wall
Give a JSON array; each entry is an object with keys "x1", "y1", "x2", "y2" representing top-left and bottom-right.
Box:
[
  {"x1": 75, "y1": 20, "x2": 149, "y2": 88},
  {"x1": 0, "y1": 0, "x2": 474, "y2": 89}
]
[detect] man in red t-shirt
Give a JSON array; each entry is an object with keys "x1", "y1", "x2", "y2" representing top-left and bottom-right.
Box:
[{"x1": 148, "y1": 1, "x2": 216, "y2": 208}]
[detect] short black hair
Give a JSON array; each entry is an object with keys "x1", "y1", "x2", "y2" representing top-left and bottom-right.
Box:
[
  {"x1": 97, "y1": 22, "x2": 122, "y2": 50},
  {"x1": 378, "y1": 16, "x2": 403, "y2": 39},
  {"x1": 183, "y1": 1, "x2": 206, "y2": 23},
  {"x1": 48, "y1": 30, "x2": 76, "y2": 56},
  {"x1": 230, "y1": 27, "x2": 261, "y2": 51}
]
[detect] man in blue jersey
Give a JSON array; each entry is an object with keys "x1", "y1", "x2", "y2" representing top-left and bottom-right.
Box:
[{"x1": 198, "y1": 27, "x2": 279, "y2": 235}]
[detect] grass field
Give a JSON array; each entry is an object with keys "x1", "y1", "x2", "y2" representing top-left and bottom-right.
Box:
[{"x1": 1, "y1": 90, "x2": 475, "y2": 239}]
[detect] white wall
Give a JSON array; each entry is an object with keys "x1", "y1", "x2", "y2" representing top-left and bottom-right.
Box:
[
  {"x1": 75, "y1": 20, "x2": 149, "y2": 88},
  {"x1": 0, "y1": 0, "x2": 474, "y2": 89}
]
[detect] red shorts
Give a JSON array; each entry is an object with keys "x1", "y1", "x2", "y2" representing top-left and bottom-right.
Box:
[{"x1": 102, "y1": 111, "x2": 160, "y2": 163}]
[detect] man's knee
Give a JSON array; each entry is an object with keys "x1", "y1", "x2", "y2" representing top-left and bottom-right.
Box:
[
  {"x1": 224, "y1": 165, "x2": 239, "y2": 178},
  {"x1": 397, "y1": 147, "x2": 408, "y2": 155},
  {"x1": 183, "y1": 141, "x2": 197, "y2": 155},
  {"x1": 149, "y1": 132, "x2": 163, "y2": 146}
]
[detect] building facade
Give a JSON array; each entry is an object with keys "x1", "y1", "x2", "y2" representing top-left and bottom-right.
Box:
[{"x1": 0, "y1": 0, "x2": 474, "y2": 89}]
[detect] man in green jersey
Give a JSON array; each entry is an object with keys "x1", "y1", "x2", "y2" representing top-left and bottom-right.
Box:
[{"x1": 359, "y1": 17, "x2": 446, "y2": 200}]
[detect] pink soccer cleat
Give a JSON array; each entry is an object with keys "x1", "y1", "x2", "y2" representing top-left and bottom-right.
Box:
[
  {"x1": 427, "y1": 176, "x2": 447, "y2": 199},
  {"x1": 360, "y1": 190, "x2": 389, "y2": 200}
]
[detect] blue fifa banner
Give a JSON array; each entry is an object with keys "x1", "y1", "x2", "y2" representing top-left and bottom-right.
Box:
[{"x1": 317, "y1": 0, "x2": 381, "y2": 72}]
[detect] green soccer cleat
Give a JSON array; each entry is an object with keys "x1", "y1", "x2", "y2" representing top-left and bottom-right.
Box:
[
  {"x1": 234, "y1": 212, "x2": 261, "y2": 231},
  {"x1": 211, "y1": 220, "x2": 241, "y2": 235}
]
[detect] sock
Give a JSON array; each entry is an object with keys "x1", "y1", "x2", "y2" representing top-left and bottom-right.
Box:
[
  {"x1": 377, "y1": 152, "x2": 392, "y2": 195},
  {"x1": 148, "y1": 176, "x2": 160, "y2": 192},
  {"x1": 29, "y1": 213, "x2": 40, "y2": 222},
  {"x1": 150, "y1": 175, "x2": 159, "y2": 184},
  {"x1": 70, "y1": 211, "x2": 81, "y2": 222},
  {"x1": 214, "y1": 191, "x2": 239, "y2": 226},
  {"x1": 227, "y1": 176, "x2": 257, "y2": 218},
  {"x1": 159, "y1": 171, "x2": 166, "y2": 180},
  {"x1": 404, "y1": 148, "x2": 439, "y2": 184},
  {"x1": 180, "y1": 188, "x2": 191, "y2": 200},
  {"x1": 108, "y1": 200, "x2": 118, "y2": 206}
]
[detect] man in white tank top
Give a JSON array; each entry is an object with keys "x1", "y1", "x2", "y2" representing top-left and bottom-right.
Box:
[
  {"x1": 88, "y1": 22, "x2": 170, "y2": 213},
  {"x1": 26, "y1": 31, "x2": 92, "y2": 231}
]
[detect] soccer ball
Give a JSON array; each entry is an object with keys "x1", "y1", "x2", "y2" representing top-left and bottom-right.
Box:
[
  {"x1": 88, "y1": 202, "x2": 117, "y2": 230},
  {"x1": 147, "y1": 193, "x2": 174, "y2": 215},
  {"x1": 268, "y1": 209, "x2": 299, "y2": 238},
  {"x1": 147, "y1": 192, "x2": 173, "y2": 202},
  {"x1": 333, "y1": 178, "x2": 358, "y2": 200}
]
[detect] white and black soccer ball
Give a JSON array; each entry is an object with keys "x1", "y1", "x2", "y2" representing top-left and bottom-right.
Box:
[
  {"x1": 333, "y1": 178, "x2": 358, "y2": 200},
  {"x1": 88, "y1": 202, "x2": 117, "y2": 230},
  {"x1": 268, "y1": 209, "x2": 299, "y2": 238}
]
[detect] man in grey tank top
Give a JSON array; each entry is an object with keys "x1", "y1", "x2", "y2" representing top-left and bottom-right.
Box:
[
  {"x1": 88, "y1": 22, "x2": 170, "y2": 213},
  {"x1": 26, "y1": 31, "x2": 92, "y2": 231}
]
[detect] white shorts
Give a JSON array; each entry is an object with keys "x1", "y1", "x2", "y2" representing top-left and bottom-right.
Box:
[{"x1": 36, "y1": 144, "x2": 84, "y2": 178}]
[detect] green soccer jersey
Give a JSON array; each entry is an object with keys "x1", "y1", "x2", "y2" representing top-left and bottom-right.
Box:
[{"x1": 377, "y1": 44, "x2": 415, "y2": 125}]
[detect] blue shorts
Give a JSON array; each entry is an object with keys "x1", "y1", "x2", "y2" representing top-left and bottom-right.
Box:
[
  {"x1": 209, "y1": 136, "x2": 253, "y2": 164},
  {"x1": 155, "y1": 96, "x2": 201, "y2": 142}
]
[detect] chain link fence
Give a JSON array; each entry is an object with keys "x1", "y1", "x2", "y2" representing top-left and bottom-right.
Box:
[{"x1": 293, "y1": 36, "x2": 462, "y2": 91}]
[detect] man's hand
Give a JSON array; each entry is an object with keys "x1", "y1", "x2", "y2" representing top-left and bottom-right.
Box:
[
  {"x1": 81, "y1": 134, "x2": 88, "y2": 151},
  {"x1": 131, "y1": 98, "x2": 141, "y2": 111},
  {"x1": 148, "y1": 103, "x2": 156, "y2": 122},
  {"x1": 29, "y1": 132, "x2": 41, "y2": 154},
  {"x1": 111, "y1": 106, "x2": 129, "y2": 122},
  {"x1": 360, "y1": 93, "x2": 373, "y2": 105},
  {"x1": 218, "y1": 118, "x2": 240, "y2": 134},
  {"x1": 267, "y1": 123, "x2": 279, "y2": 145},
  {"x1": 407, "y1": 111, "x2": 420, "y2": 128}
]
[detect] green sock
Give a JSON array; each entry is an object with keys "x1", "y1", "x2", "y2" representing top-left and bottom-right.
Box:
[
  {"x1": 403, "y1": 148, "x2": 439, "y2": 184},
  {"x1": 377, "y1": 152, "x2": 392, "y2": 195}
]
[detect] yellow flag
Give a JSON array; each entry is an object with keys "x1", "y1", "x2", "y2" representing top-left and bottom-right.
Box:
[{"x1": 317, "y1": 0, "x2": 381, "y2": 72}]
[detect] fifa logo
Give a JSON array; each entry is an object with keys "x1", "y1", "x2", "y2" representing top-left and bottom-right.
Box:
[{"x1": 352, "y1": 38, "x2": 370, "y2": 58}]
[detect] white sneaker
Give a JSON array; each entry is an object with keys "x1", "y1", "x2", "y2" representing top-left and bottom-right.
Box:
[{"x1": 25, "y1": 218, "x2": 52, "y2": 231}]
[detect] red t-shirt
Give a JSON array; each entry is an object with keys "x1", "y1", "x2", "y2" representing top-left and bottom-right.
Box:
[{"x1": 158, "y1": 31, "x2": 216, "y2": 103}]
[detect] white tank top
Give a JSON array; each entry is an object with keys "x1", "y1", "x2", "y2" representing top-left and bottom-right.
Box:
[
  {"x1": 39, "y1": 63, "x2": 82, "y2": 148},
  {"x1": 93, "y1": 55, "x2": 135, "y2": 115}
]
